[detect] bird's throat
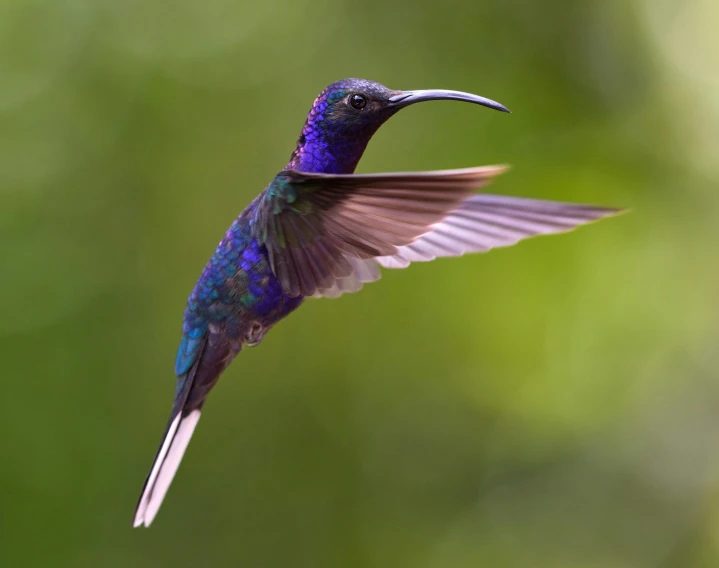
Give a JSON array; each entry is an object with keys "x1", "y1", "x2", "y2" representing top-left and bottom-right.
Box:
[
  {"x1": 286, "y1": 134, "x2": 370, "y2": 174},
  {"x1": 285, "y1": 116, "x2": 386, "y2": 174}
]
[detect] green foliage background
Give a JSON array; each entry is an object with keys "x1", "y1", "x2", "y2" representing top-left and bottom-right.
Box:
[{"x1": 2, "y1": 1, "x2": 719, "y2": 566}]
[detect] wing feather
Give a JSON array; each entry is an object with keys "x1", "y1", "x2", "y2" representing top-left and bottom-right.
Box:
[
  {"x1": 252, "y1": 166, "x2": 508, "y2": 296},
  {"x1": 376, "y1": 195, "x2": 621, "y2": 268},
  {"x1": 251, "y1": 166, "x2": 622, "y2": 297}
]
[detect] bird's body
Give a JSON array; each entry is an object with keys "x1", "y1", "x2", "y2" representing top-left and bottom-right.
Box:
[
  {"x1": 134, "y1": 78, "x2": 622, "y2": 527},
  {"x1": 179, "y1": 211, "x2": 303, "y2": 380}
]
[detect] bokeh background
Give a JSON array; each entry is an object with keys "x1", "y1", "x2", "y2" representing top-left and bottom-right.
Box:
[{"x1": 2, "y1": 0, "x2": 719, "y2": 566}]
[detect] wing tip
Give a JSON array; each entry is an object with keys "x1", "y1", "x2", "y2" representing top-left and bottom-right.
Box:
[
  {"x1": 473, "y1": 163, "x2": 511, "y2": 176},
  {"x1": 608, "y1": 206, "x2": 630, "y2": 216},
  {"x1": 582, "y1": 205, "x2": 630, "y2": 221},
  {"x1": 539, "y1": 204, "x2": 627, "y2": 238}
]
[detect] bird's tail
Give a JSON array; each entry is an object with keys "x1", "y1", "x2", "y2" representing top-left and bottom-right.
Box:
[
  {"x1": 132, "y1": 401, "x2": 201, "y2": 528},
  {"x1": 133, "y1": 337, "x2": 230, "y2": 527}
]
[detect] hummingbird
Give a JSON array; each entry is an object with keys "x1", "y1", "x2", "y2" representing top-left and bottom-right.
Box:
[{"x1": 133, "y1": 78, "x2": 621, "y2": 527}]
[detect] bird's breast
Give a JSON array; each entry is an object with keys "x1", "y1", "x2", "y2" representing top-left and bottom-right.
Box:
[{"x1": 182, "y1": 219, "x2": 303, "y2": 341}]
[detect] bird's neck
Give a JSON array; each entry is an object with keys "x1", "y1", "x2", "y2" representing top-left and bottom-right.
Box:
[{"x1": 285, "y1": 122, "x2": 379, "y2": 174}]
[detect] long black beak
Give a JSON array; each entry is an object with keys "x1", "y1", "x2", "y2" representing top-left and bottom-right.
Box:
[{"x1": 388, "y1": 89, "x2": 510, "y2": 113}]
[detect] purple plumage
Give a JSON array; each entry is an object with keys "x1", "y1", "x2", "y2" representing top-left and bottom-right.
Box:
[
  {"x1": 287, "y1": 79, "x2": 402, "y2": 173},
  {"x1": 133, "y1": 78, "x2": 622, "y2": 527}
]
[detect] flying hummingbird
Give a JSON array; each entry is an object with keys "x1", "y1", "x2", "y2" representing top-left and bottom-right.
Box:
[{"x1": 133, "y1": 78, "x2": 621, "y2": 527}]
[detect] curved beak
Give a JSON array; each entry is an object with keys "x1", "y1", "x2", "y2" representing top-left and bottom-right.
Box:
[{"x1": 387, "y1": 89, "x2": 510, "y2": 113}]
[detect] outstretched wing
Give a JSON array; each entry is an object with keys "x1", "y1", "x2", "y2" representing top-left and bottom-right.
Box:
[
  {"x1": 251, "y1": 166, "x2": 508, "y2": 297},
  {"x1": 375, "y1": 194, "x2": 621, "y2": 267},
  {"x1": 251, "y1": 166, "x2": 623, "y2": 298}
]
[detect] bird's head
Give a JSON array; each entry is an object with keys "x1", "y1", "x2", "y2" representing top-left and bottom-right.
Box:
[{"x1": 287, "y1": 78, "x2": 509, "y2": 174}]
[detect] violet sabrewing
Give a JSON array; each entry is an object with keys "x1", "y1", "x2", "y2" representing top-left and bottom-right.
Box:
[{"x1": 133, "y1": 78, "x2": 622, "y2": 527}]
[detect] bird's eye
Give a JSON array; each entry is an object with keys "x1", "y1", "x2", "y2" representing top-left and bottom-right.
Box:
[{"x1": 349, "y1": 94, "x2": 367, "y2": 110}]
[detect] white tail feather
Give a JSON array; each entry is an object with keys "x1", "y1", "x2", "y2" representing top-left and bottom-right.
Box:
[{"x1": 133, "y1": 410, "x2": 202, "y2": 527}]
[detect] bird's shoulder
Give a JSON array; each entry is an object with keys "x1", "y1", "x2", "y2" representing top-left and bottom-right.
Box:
[{"x1": 249, "y1": 175, "x2": 303, "y2": 239}]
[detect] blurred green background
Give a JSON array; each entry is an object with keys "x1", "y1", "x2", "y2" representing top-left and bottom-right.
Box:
[{"x1": 2, "y1": 0, "x2": 719, "y2": 566}]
